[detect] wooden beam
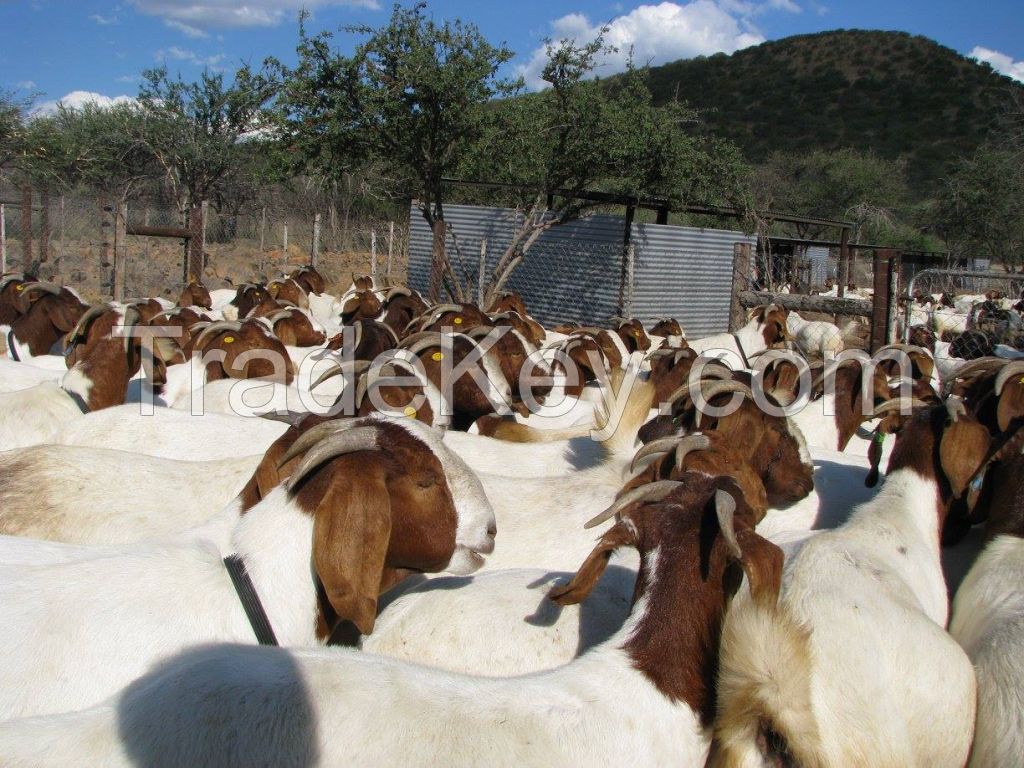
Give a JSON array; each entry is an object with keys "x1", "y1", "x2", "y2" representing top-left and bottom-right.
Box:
[
  {"x1": 730, "y1": 243, "x2": 752, "y2": 331},
  {"x1": 738, "y1": 290, "x2": 872, "y2": 317},
  {"x1": 125, "y1": 224, "x2": 191, "y2": 239}
]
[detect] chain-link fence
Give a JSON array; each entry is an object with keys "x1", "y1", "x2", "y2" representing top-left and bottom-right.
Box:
[
  {"x1": 903, "y1": 268, "x2": 1024, "y2": 358},
  {"x1": 0, "y1": 188, "x2": 410, "y2": 302}
]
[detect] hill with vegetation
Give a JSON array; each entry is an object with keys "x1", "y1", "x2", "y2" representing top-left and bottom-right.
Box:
[{"x1": 643, "y1": 30, "x2": 1023, "y2": 193}]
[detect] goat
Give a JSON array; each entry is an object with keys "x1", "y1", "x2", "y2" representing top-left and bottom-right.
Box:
[
  {"x1": 711, "y1": 402, "x2": 985, "y2": 767},
  {"x1": 0, "y1": 415, "x2": 495, "y2": 719},
  {"x1": 785, "y1": 311, "x2": 844, "y2": 357},
  {"x1": 686, "y1": 305, "x2": 789, "y2": 369},
  {"x1": 4, "y1": 281, "x2": 87, "y2": 359},
  {"x1": 0, "y1": 474, "x2": 782, "y2": 768},
  {"x1": 0, "y1": 445, "x2": 263, "y2": 544},
  {"x1": 177, "y1": 279, "x2": 213, "y2": 310}
]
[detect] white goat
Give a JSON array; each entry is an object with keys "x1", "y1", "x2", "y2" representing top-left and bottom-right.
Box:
[
  {"x1": 0, "y1": 415, "x2": 495, "y2": 719},
  {"x1": 711, "y1": 405, "x2": 982, "y2": 767},
  {"x1": 0, "y1": 475, "x2": 778, "y2": 768},
  {"x1": 785, "y1": 311, "x2": 844, "y2": 357}
]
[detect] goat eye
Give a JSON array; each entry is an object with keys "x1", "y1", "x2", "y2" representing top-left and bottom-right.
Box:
[{"x1": 416, "y1": 474, "x2": 438, "y2": 489}]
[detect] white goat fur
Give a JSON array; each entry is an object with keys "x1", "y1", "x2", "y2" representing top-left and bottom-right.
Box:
[{"x1": 949, "y1": 535, "x2": 1024, "y2": 768}]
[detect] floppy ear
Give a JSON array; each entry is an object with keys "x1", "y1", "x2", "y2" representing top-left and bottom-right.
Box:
[
  {"x1": 311, "y1": 458, "x2": 392, "y2": 636},
  {"x1": 940, "y1": 418, "x2": 992, "y2": 501},
  {"x1": 997, "y1": 376, "x2": 1024, "y2": 432},
  {"x1": 911, "y1": 352, "x2": 935, "y2": 382},
  {"x1": 735, "y1": 528, "x2": 784, "y2": 606},
  {"x1": 341, "y1": 296, "x2": 361, "y2": 317},
  {"x1": 47, "y1": 299, "x2": 82, "y2": 332},
  {"x1": 549, "y1": 521, "x2": 635, "y2": 606},
  {"x1": 274, "y1": 319, "x2": 297, "y2": 347}
]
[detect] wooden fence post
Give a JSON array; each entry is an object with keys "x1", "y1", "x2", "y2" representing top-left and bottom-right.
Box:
[
  {"x1": 113, "y1": 202, "x2": 128, "y2": 301},
  {"x1": 887, "y1": 251, "x2": 901, "y2": 345},
  {"x1": 428, "y1": 219, "x2": 446, "y2": 302},
  {"x1": 185, "y1": 200, "x2": 205, "y2": 282},
  {"x1": 387, "y1": 220, "x2": 395, "y2": 279},
  {"x1": 0, "y1": 203, "x2": 6, "y2": 273},
  {"x1": 259, "y1": 206, "x2": 267, "y2": 252},
  {"x1": 20, "y1": 185, "x2": 32, "y2": 267},
  {"x1": 39, "y1": 188, "x2": 50, "y2": 264},
  {"x1": 370, "y1": 228, "x2": 377, "y2": 277},
  {"x1": 870, "y1": 249, "x2": 896, "y2": 353},
  {"x1": 311, "y1": 212, "x2": 321, "y2": 267},
  {"x1": 478, "y1": 238, "x2": 487, "y2": 305},
  {"x1": 100, "y1": 199, "x2": 112, "y2": 275},
  {"x1": 282, "y1": 224, "x2": 289, "y2": 252},
  {"x1": 730, "y1": 242, "x2": 752, "y2": 331},
  {"x1": 837, "y1": 227, "x2": 850, "y2": 298}
]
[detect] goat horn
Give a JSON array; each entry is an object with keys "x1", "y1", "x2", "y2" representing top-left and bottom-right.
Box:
[
  {"x1": 120, "y1": 306, "x2": 141, "y2": 353},
  {"x1": 715, "y1": 489, "x2": 743, "y2": 560},
  {"x1": 694, "y1": 381, "x2": 754, "y2": 428},
  {"x1": 286, "y1": 426, "x2": 381, "y2": 491},
  {"x1": 874, "y1": 343, "x2": 927, "y2": 356},
  {"x1": 872, "y1": 397, "x2": 929, "y2": 417},
  {"x1": 949, "y1": 358, "x2": 1006, "y2": 382},
  {"x1": 399, "y1": 331, "x2": 444, "y2": 356},
  {"x1": 310, "y1": 359, "x2": 371, "y2": 391},
  {"x1": 429, "y1": 303, "x2": 464, "y2": 315},
  {"x1": 67, "y1": 304, "x2": 112, "y2": 344},
  {"x1": 192, "y1": 321, "x2": 243, "y2": 351},
  {"x1": 630, "y1": 437, "x2": 683, "y2": 474},
  {"x1": 277, "y1": 419, "x2": 368, "y2": 468},
  {"x1": 356, "y1": 359, "x2": 420, "y2": 406},
  {"x1": 267, "y1": 310, "x2": 294, "y2": 324},
  {"x1": 994, "y1": 361, "x2": 1024, "y2": 396},
  {"x1": 21, "y1": 281, "x2": 62, "y2": 297},
  {"x1": 385, "y1": 286, "x2": 412, "y2": 300},
  {"x1": 376, "y1": 321, "x2": 400, "y2": 347},
  {"x1": 813, "y1": 358, "x2": 861, "y2": 389},
  {"x1": 675, "y1": 433, "x2": 713, "y2": 472},
  {"x1": 584, "y1": 480, "x2": 685, "y2": 529},
  {"x1": 0, "y1": 273, "x2": 26, "y2": 291}
]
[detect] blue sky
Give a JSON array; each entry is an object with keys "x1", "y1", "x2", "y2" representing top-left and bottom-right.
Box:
[{"x1": 2, "y1": 0, "x2": 1022, "y2": 113}]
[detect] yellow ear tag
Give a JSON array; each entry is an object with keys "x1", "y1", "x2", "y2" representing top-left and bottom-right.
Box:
[
  {"x1": 15, "y1": 285, "x2": 24, "y2": 291},
  {"x1": 403, "y1": 406, "x2": 417, "y2": 417},
  {"x1": 1019, "y1": 376, "x2": 1024, "y2": 385},
  {"x1": 431, "y1": 351, "x2": 443, "y2": 361},
  {"x1": 223, "y1": 336, "x2": 235, "y2": 344},
  {"x1": 453, "y1": 317, "x2": 463, "y2": 324}
]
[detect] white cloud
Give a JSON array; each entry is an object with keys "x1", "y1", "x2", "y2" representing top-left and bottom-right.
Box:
[
  {"x1": 127, "y1": 0, "x2": 379, "y2": 31},
  {"x1": 17, "y1": 80, "x2": 37, "y2": 90},
  {"x1": 165, "y1": 19, "x2": 209, "y2": 39},
  {"x1": 33, "y1": 91, "x2": 135, "y2": 117},
  {"x1": 970, "y1": 46, "x2": 1024, "y2": 83},
  {"x1": 517, "y1": 1, "x2": 769, "y2": 90},
  {"x1": 116, "y1": 75, "x2": 140, "y2": 83},
  {"x1": 89, "y1": 13, "x2": 118, "y2": 25},
  {"x1": 155, "y1": 46, "x2": 227, "y2": 70}
]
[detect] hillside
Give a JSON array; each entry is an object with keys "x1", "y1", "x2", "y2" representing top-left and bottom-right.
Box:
[{"x1": 644, "y1": 30, "x2": 1023, "y2": 193}]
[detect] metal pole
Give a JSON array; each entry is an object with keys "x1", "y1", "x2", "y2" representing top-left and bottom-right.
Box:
[{"x1": 478, "y1": 238, "x2": 487, "y2": 305}]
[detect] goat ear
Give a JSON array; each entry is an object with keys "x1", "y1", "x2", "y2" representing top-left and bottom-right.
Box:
[
  {"x1": 275, "y1": 320, "x2": 297, "y2": 347},
  {"x1": 47, "y1": 299, "x2": 81, "y2": 332},
  {"x1": 549, "y1": 521, "x2": 635, "y2": 606},
  {"x1": 735, "y1": 528, "x2": 784, "y2": 607},
  {"x1": 341, "y1": 296, "x2": 361, "y2": 316},
  {"x1": 997, "y1": 377, "x2": 1024, "y2": 432},
  {"x1": 911, "y1": 352, "x2": 935, "y2": 382},
  {"x1": 940, "y1": 418, "x2": 992, "y2": 500},
  {"x1": 311, "y1": 458, "x2": 392, "y2": 636}
]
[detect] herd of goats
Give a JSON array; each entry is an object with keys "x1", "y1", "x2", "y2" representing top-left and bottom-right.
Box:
[{"x1": 0, "y1": 264, "x2": 1021, "y2": 766}]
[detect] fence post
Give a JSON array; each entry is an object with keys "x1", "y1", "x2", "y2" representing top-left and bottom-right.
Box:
[
  {"x1": 259, "y1": 206, "x2": 266, "y2": 252},
  {"x1": 387, "y1": 221, "x2": 394, "y2": 279},
  {"x1": 887, "y1": 252, "x2": 901, "y2": 344},
  {"x1": 730, "y1": 243, "x2": 752, "y2": 331},
  {"x1": 623, "y1": 243, "x2": 636, "y2": 318},
  {"x1": 282, "y1": 224, "x2": 289, "y2": 252},
  {"x1": 0, "y1": 203, "x2": 6, "y2": 273},
  {"x1": 39, "y1": 188, "x2": 50, "y2": 264},
  {"x1": 112, "y1": 202, "x2": 128, "y2": 301},
  {"x1": 478, "y1": 238, "x2": 487, "y2": 305},
  {"x1": 20, "y1": 185, "x2": 32, "y2": 267},
  {"x1": 311, "y1": 212, "x2": 321, "y2": 267},
  {"x1": 57, "y1": 195, "x2": 64, "y2": 273},
  {"x1": 370, "y1": 228, "x2": 377, "y2": 278},
  {"x1": 870, "y1": 249, "x2": 895, "y2": 353},
  {"x1": 100, "y1": 199, "x2": 112, "y2": 276},
  {"x1": 837, "y1": 227, "x2": 850, "y2": 298}
]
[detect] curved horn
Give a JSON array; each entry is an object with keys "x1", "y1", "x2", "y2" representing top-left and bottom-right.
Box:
[
  {"x1": 120, "y1": 306, "x2": 141, "y2": 353},
  {"x1": 874, "y1": 343, "x2": 928, "y2": 356},
  {"x1": 286, "y1": 426, "x2": 382, "y2": 491},
  {"x1": 948, "y1": 357, "x2": 1006, "y2": 382},
  {"x1": 630, "y1": 436, "x2": 683, "y2": 474},
  {"x1": 375, "y1": 320, "x2": 400, "y2": 347},
  {"x1": 872, "y1": 397, "x2": 929, "y2": 417},
  {"x1": 277, "y1": 419, "x2": 368, "y2": 468},
  {"x1": 355, "y1": 359, "x2": 420, "y2": 406},
  {"x1": 584, "y1": 480, "x2": 685, "y2": 529},
  {"x1": 715, "y1": 489, "x2": 743, "y2": 560},
  {"x1": 0, "y1": 273, "x2": 26, "y2": 291},
  {"x1": 67, "y1": 304, "x2": 113, "y2": 344},
  {"x1": 191, "y1": 320, "x2": 243, "y2": 351},
  {"x1": 399, "y1": 331, "x2": 444, "y2": 356},
  {"x1": 674, "y1": 433, "x2": 713, "y2": 472},
  {"x1": 994, "y1": 360, "x2": 1024, "y2": 396},
  {"x1": 694, "y1": 380, "x2": 755, "y2": 428},
  {"x1": 21, "y1": 281, "x2": 62, "y2": 297},
  {"x1": 310, "y1": 359, "x2": 371, "y2": 391},
  {"x1": 385, "y1": 286, "x2": 412, "y2": 300}
]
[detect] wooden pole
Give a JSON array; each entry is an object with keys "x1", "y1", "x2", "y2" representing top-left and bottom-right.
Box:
[
  {"x1": 837, "y1": 227, "x2": 850, "y2": 298},
  {"x1": 39, "y1": 188, "x2": 50, "y2": 264},
  {"x1": 259, "y1": 206, "x2": 266, "y2": 252},
  {"x1": 730, "y1": 243, "x2": 753, "y2": 331},
  {"x1": 887, "y1": 251, "x2": 901, "y2": 344},
  {"x1": 282, "y1": 223, "x2": 289, "y2": 252},
  {"x1": 619, "y1": 204, "x2": 635, "y2": 315},
  {"x1": 387, "y1": 220, "x2": 395, "y2": 279},
  {"x1": 478, "y1": 238, "x2": 487, "y2": 305},
  {"x1": 428, "y1": 219, "x2": 446, "y2": 302},
  {"x1": 0, "y1": 204, "x2": 6, "y2": 273},
  {"x1": 869, "y1": 249, "x2": 895, "y2": 353},
  {"x1": 370, "y1": 228, "x2": 377, "y2": 278},
  {"x1": 185, "y1": 199, "x2": 205, "y2": 283},
  {"x1": 113, "y1": 201, "x2": 127, "y2": 301},
  {"x1": 311, "y1": 212, "x2": 321, "y2": 267},
  {"x1": 20, "y1": 185, "x2": 32, "y2": 267}
]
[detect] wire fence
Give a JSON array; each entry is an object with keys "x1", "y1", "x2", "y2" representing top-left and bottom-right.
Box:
[
  {"x1": 903, "y1": 268, "x2": 1024, "y2": 358},
  {"x1": 0, "y1": 189, "x2": 410, "y2": 302}
]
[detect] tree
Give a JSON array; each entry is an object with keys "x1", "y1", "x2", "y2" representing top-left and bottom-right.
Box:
[
  {"x1": 137, "y1": 64, "x2": 275, "y2": 280},
  {"x1": 0, "y1": 90, "x2": 30, "y2": 177},
  {"x1": 456, "y1": 37, "x2": 751, "y2": 303},
  {"x1": 935, "y1": 143, "x2": 1024, "y2": 271},
  {"x1": 275, "y1": 3, "x2": 519, "y2": 299}
]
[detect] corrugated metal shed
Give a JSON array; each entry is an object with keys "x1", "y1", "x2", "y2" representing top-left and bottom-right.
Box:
[
  {"x1": 630, "y1": 223, "x2": 754, "y2": 338},
  {"x1": 407, "y1": 202, "x2": 753, "y2": 334}
]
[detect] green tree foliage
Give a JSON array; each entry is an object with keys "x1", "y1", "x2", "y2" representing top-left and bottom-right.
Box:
[{"x1": 936, "y1": 143, "x2": 1024, "y2": 270}]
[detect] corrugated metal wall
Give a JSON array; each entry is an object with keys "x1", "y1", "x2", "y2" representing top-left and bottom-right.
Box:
[{"x1": 407, "y1": 202, "x2": 753, "y2": 334}]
